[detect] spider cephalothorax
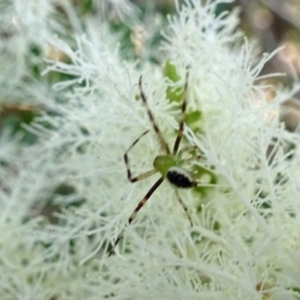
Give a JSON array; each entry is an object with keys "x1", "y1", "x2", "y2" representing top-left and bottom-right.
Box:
[{"x1": 108, "y1": 73, "x2": 203, "y2": 256}]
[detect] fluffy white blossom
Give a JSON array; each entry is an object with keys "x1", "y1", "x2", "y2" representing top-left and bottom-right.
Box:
[{"x1": 1, "y1": 0, "x2": 300, "y2": 299}]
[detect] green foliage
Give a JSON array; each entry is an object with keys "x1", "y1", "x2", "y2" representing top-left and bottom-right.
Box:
[
  {"x1": 184, "y1": 110, "x2": 203, "y2": 134},
  {"x1": 163, "y1": 59, "x2": 183, "y2": 103},
  {"x1": 193, "y1": 165, "x2": 218, "y2": 196}
]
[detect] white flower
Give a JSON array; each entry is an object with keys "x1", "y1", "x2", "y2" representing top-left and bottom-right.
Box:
[{"x1": 1, "y1": 0, "x2": 300, "y2": 299}]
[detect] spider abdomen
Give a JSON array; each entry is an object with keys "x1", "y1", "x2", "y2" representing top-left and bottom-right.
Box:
[{"x1": 167, "y1": 167, "x2": 195, "y2": 188}]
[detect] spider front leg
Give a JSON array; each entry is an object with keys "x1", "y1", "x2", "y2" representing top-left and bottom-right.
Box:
[
  {"x1": 178, "y1": 145, "x2": 203, "y2": 158},
  {"x1": 173, "y1": 71, "x2": 189, "y2": 155},
  {"x1": 108, "y1": 177, "x2": 164, "y2": 257},
  {"x1": 139, "y1": 76, "x2": 171, "y2": 155},
  {"x1": 124, "y1": 129, "x2": 157, "y2": 182}
]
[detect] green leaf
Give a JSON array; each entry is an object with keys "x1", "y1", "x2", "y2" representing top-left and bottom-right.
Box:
[{"x1": 163, "y1": 59, "x2": 183, "y2": 103}]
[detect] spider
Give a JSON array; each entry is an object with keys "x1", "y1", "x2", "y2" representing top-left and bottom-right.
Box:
[{"x1": 108, "y1": 73, "x2": 203, "y2": 257}]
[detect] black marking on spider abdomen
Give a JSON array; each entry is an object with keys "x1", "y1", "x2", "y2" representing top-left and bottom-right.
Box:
[{"x1": 167, "y1": 167, "x2": 195, "y2": 188}]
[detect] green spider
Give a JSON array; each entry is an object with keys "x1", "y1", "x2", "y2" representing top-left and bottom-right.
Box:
[{"x1": 109, "y1": 73, "x2": 209, "y2": 256}]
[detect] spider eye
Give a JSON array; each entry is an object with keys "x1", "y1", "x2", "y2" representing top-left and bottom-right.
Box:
[{"x1": 167, "y1": 167, "x2": 195, "y2": 188}]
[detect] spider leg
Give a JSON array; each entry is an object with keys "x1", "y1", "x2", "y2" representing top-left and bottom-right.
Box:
[
  {"x1": 108, "y1": 177, "x2": 164, "y2": 256},
  {"x1": 139, "y1": 76, "x2": 171, "y2": 154},
  {"x1": 174, "y1": 188, "x2": 193, "y2": 227},
  {"x1": 178, "y1": 145, "x2": 202, "y2": 156},
  {"x1": 173, "y1": 72, "x2": 189, "y2": 155},
  {"x1": 124, "y1": 130, "x2": 158, "y2": 182},
  {"x1": 177, "y1": 146, "x2": 203, "y2": 164}
]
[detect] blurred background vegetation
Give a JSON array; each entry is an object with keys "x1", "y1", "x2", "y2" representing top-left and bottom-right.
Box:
[{"x1": 0, "y1": 0, "x2": 299, "y2": 146}]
